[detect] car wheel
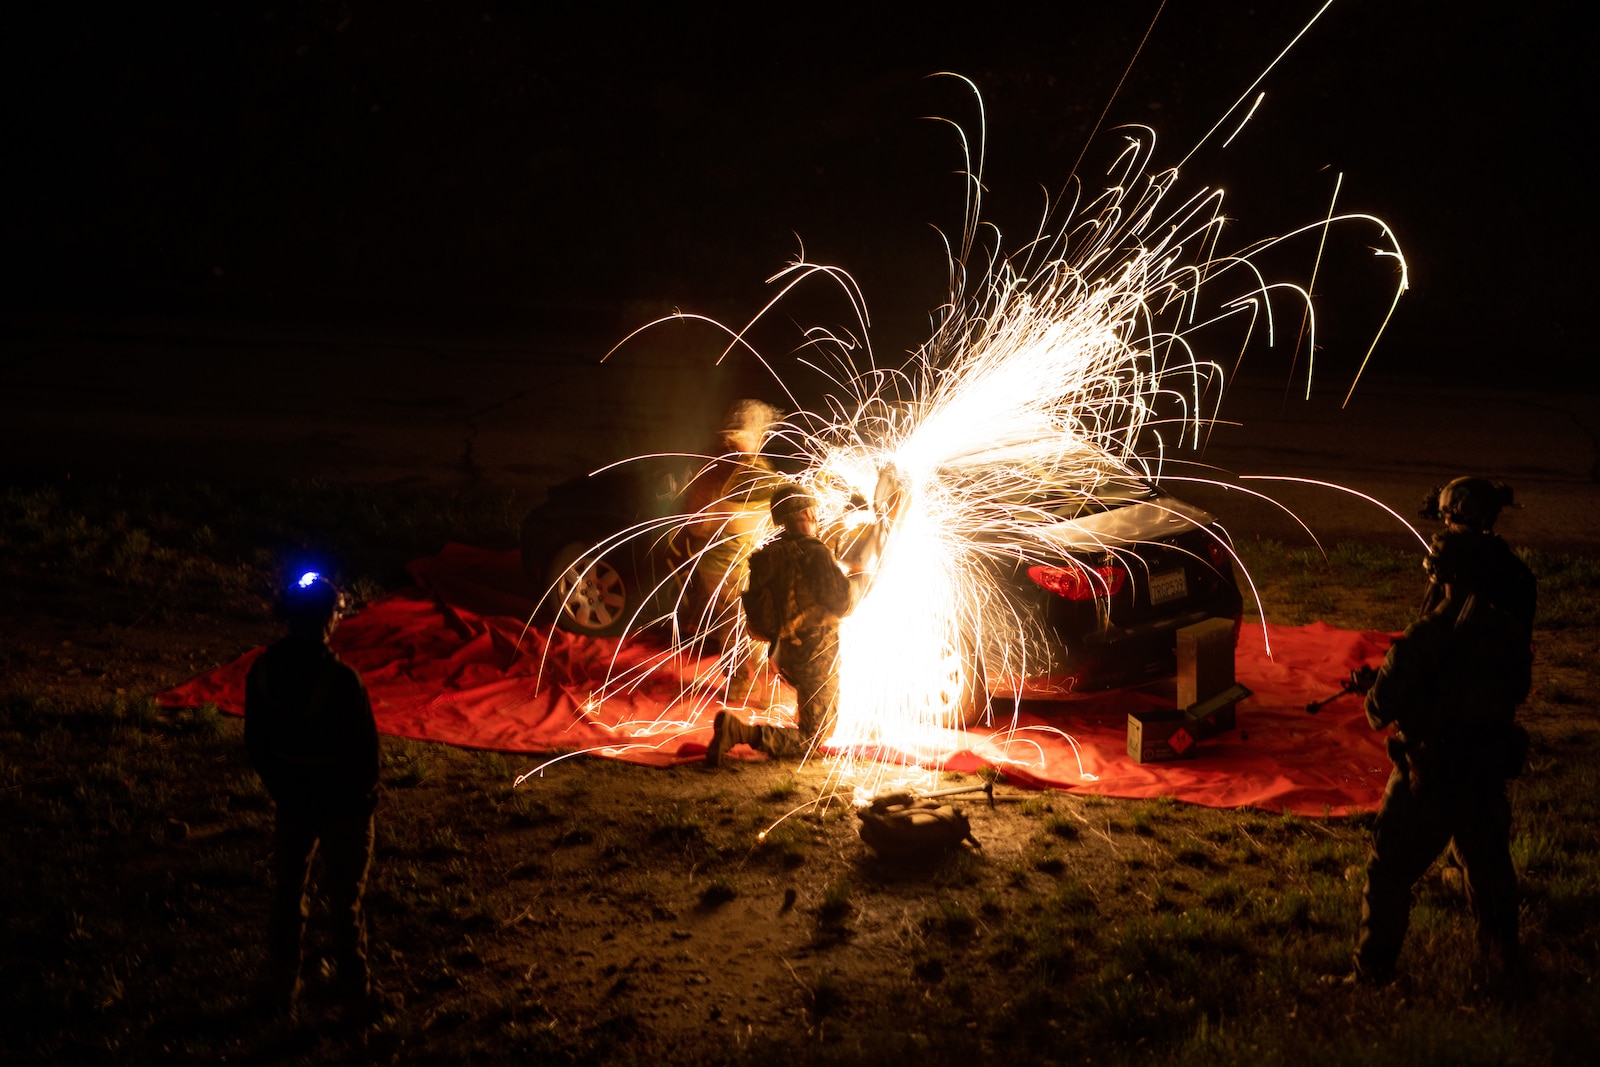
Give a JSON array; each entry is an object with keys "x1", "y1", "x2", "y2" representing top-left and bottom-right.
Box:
[{"x1": 544, "y1": 541, "x2": 631, "y2": 637}]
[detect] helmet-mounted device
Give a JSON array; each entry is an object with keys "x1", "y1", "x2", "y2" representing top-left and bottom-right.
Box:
[
  {"x1": 277, "y1": 570, "x2": 348, "y2": 631},
  {"x1": 1419, "y1": 477, "x2": 1515, "y2": 530}
]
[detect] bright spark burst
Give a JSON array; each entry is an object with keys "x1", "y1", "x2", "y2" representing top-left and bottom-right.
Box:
[{"x1": 517, "y1": 59, "x2": 1411, "y2": 810}]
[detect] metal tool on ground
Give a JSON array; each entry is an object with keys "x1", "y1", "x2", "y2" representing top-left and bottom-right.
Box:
[
  {"x1": 856, "y1": 781, "x2": 992, "y2": 858},
  {"x1": 1305, "y1": 664, "x2": 1378, "y2": 715}
]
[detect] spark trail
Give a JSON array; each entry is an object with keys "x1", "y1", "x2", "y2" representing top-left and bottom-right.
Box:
[{"x1": 518, "y1": 42, "x2": 1409, "y2": 805}]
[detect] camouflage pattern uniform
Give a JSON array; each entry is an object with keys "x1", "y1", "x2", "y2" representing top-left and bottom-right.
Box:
[
  {"x1": 1355, "y1": 528, "x2": 1535, "y2": 984},
  {"x1": 246, "y1": 629, "x2": 379, "y2": 1009},
  {"x1": 707, "y1": 524, "x2": 864, "y2": 764},
  {"x1": 724, "y1": 530, "x2": 862, "y2": 759}
]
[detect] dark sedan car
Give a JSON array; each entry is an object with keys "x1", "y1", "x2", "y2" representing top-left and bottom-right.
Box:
[
  {"x1": 520, "y1": 457, "x2": 700, "y2": 638},
  {"x1": 969, "y1": 476, "x2": 1243, "y2": 704},
  {"x1": 522, "y1": 462, "x2": 1242, "y2": 715}
]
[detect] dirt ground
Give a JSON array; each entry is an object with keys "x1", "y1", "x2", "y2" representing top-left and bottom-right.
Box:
[{"x1": 4, "y1": 480, "x2": 1597, "y2": 1065}]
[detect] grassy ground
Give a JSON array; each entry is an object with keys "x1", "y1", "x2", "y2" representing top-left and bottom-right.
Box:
[{"x1": 2, "y1": 480, "x2": 1597, "y2": 1065}]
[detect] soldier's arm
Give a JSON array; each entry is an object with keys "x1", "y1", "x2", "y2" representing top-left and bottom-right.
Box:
[
  {"x1": 1363, "y1": 620, "x2": 1442, "y2": 732},
  {"x1": 806, "y1": 542, "x2": 856, "y2": 616}
]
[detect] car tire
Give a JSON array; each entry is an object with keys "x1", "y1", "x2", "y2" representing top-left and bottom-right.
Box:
[{"x1": 543, "y1": 540, "x2": 631, "y2": 637}]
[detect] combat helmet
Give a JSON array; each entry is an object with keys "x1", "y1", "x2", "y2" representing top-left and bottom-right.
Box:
[
  {"x1": 1421, "y1": 477, "x2": 1515, "y2": 531},
  {"x1": 769, "y1": 482, "x2": 817, "y2": 524}
]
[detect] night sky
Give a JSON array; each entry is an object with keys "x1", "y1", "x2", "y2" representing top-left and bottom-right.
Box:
[{"x1": 4, "y1": 1, "x2": 1590, "y2": 384}]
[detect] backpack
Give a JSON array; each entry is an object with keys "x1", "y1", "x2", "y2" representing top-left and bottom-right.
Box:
[
  {"x1": 741, "y1": 541, "x2": 794, "y2": 643},
  {"x1": 1436, "y1": 593, "x2": 1534, "y2": 776},
  {"x1": 857, "y1": 794, "x2": 980, "y2": 857},
  {"x1": 1443, "y1": 593, "x2": 1533, "y2": 724}
]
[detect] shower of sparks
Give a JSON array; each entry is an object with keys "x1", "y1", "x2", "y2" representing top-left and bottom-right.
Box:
[{"x1": 516, "y1": 60, "x2": 1410, "y2": 808}]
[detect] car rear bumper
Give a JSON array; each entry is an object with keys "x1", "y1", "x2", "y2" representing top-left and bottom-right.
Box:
[{"x1": 986, "y1": 610, "x2": 1242, "y2": 699}]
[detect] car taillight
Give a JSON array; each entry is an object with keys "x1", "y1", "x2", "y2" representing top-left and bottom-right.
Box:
[
  {"x1": 1027, "y1": 563, "x2": 1126, "y2": 601},
  {"x1": 1206, "y1": 539, "x2": 1232, "y2": 574}
]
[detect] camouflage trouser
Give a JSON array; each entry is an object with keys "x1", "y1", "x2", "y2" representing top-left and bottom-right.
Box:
[
  {"x1": 269, "y1": 810, "x2": 375, "y2": 1003},
  {"x1": 749, "y1": 627, "x2": 840, "y2": 758},
  {"x1": 1356, "y1": 764, "x2": 1518, "y2": 981}
]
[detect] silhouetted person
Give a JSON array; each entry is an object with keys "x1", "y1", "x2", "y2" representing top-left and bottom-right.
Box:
[
  {"x1": 1347, "y1": 478, "x2": 1534, "y2": 989},
  {"x1": 679, "y1": 398, "x2": 783, "y2": 646},
  {"x1": 246, "y1": 572, "x2": 379, "y2": 1019}
]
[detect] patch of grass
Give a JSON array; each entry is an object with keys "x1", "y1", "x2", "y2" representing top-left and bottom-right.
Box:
[
  {"x1": 807, "y1": 969, "x2": 847, "y2": 1020},
  {"x1": 1043, "y1": 813, "x2": 1080, "y2": 840},
  {"x1": 1329, "y1": 541, "x2": 1412, "y2": 575},
  {"x1": 173, "y1": 702, "x2": 223, "y2": 739},
  {"x1": 1033, "y1": 851, "x2": 1066, "y2": 876},
  {"x1": 1018, "y1": 796, "x2": 1053, "y2": 817},
  {"x1": 816, "y1": 880, "x2": 854, "y2": 925},
  {"x1": 648, "y1": 800, "x2": 708, "y2": 851},
  {"x1": 931, "y1": 846, "x2": 985, "y2": 888},
  {"x1": 1258, "y1": 891, "x2": 1315, "y2": 932},
  {"x1": 922, "y1": 899, "x2": 979, "y2": 943},
  {"x1": 1053, "y1": 878, "x2": 1097, "y2": 916},
  {"x1": 421, "y1": 827, "x2": 467, "y2": 860},
  {"x1": 385, "y1": 739, "x2": 434, "y2": 788},
  {"x1": 758, "y1": 826, "x2": 807, "y2": 868},
  {"x1": 763, "y1": 775, "x2": 799, "y2": 801},
  {"x1": 1150, "y1": 882, "x2": 1183, "y2": 912}
]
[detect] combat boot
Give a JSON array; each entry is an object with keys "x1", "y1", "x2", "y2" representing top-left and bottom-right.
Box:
[{"x1": 706, "y1": 712, "x2": 757, "y2": 767}]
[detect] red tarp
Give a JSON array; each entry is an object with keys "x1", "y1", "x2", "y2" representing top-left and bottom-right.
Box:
[{"x1": 160, "y1": 543, "x2": 1395, "y2": 815}]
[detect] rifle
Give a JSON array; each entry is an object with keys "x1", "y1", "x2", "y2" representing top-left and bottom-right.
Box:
[{"x1": 1305, "y1": 665, "x2": 1378, "y2": 715}]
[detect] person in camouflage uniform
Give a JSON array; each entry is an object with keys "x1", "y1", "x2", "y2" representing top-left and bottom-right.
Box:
[
  {"x1": 706, "y1": 483, "x2": 867, "y2": 762},
  {"x1": 678, "y1": 399, "x2": 782, "y2": 647},
  {"x1": 1347, "y1": 478, "x2": 1535, "y2": 988},
  {"x1": 246, "y1": 572, "x2": 380, "y2": 1019}
]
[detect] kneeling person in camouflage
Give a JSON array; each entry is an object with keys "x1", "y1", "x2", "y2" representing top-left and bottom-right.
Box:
[{"x1": 707, "y1": 484, "x2": 866, "y2": 762}]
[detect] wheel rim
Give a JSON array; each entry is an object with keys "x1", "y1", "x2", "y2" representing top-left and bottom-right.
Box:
[{"x1": 555, "y1": 556, "x2": 627, "y2": 632}]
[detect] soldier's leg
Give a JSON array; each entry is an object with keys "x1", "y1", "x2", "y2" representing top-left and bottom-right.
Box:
[
  {"x1": 749, "y1": 723, "x2": 810, "y2": 758},
  {"x1": 321, "y1": 812, "x2": 377, "y2": 1001},
  {"x1": 789, "y1": 631, "x2": 841, "y2": 743},
  {"x1": 1452, "y1": 785, "x2": 1519, "y2": 979},
  {"x1": 1357, "y1": 766, "x2": 1452, "y2": 981},
  {"x1": 706, "y1": 708, "x2": 806, "y2": 761},
  {"x1": 268, "y1": 815, "x2": 320, "y2": 1005},
  {"x1": 737, "y1": 655, "x2": 831, "y2": 760}
]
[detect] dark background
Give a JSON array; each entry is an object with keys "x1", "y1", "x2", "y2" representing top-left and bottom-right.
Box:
[{"x1": 2, "y1": 1, "x2": 1591, "y2": 385}]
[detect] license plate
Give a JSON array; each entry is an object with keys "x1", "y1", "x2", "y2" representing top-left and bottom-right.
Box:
[{"x1": 1148, "y1": 569, "x2": 1187, "y2": 605}]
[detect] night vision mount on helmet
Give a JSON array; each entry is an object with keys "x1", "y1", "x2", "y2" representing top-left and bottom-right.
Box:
[{"x1": 1420, "y1": 477, "x2": 1515, "y2": 531}]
